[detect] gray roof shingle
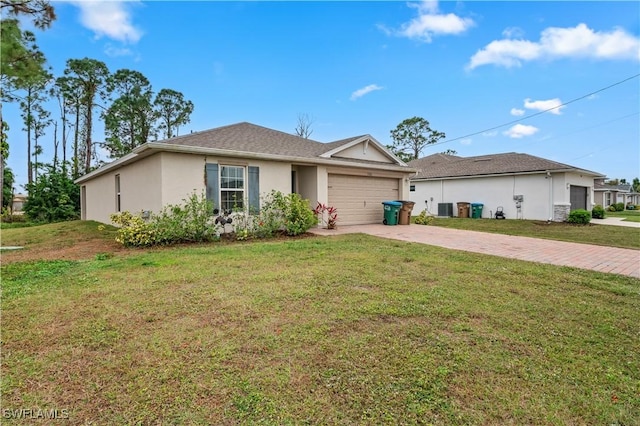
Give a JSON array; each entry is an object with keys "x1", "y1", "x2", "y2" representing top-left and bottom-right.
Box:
[
  {"x1": 159, "y1": 122, "x2": 362, "y2": 159},
  {"x1": 409, "y1": 152, "x2": 603, "y2": 179}
]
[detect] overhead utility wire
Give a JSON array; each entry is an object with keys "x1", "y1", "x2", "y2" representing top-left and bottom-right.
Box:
[{"x1": 432, "y1": 73, "x2": 640, "y2": 147}]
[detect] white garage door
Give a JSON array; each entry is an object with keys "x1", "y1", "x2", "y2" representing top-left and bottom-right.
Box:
[{"x1": 328, "y1": 174, "x2": 399, "y2": 225}]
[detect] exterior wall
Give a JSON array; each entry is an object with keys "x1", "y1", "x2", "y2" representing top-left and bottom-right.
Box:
[
  {"x1": 82, "y1": 154, "x2": 163, "y2": 223},
  {"x1": 333, "y1": 142, "x2": 394, "y2": 163},
  {"x1": 82, "y1": 149, "x2": 411, "y2": 224},
  {"x1": 552, "y1": 172, "x2": 597, "y2": 210},
  {"x1": 159, "y1": 152, "x2": 206, "y2": 206},
  {"x1": 296, "y1": 165, "x2": 318, "y2": 207},
  {"x1": 410, "y1": 174, "x2": 554, "y2": 220}
]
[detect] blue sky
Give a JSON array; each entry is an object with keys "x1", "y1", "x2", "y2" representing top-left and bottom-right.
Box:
[{"x1": 4, "y1": 0, "x2": 640, "y2": 190}]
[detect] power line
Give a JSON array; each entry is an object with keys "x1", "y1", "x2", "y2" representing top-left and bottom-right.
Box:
[{"x1": 432, "y1": 73, "x2": 640, "y2": 146}]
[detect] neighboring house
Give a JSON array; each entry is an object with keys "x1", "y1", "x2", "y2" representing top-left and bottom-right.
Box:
[
  {"x1": 594, "y1": 181, "x2": 640, "y2": 208},
  {"x1": 11, "y1": 193, "x2": 27, "y2": 214},
  {"x1": 76, "y1": 122, "x2": 414, "y2": 225},
  {"x1": 408, "y1": 152, "x2": 605, "y2": 221}
]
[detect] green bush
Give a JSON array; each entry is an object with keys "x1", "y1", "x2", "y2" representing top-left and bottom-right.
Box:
[
  {"x1": 607, "y1": 205, "x2": 617, "y2": 212},
  {"x1": 614, "y1": 202, "x2": 625, "y2": 212},
  {"x1": 111, "y1": 192, "x2": 218, "y2": 247},
  {"x1": 110, "y1": 211, "x2": 156, "y2": 247},
  {"x1": 281, "y1": 192, "x2": 317, "y2": 236},
  {"x1": 591, "y1": 204, "x2": 605, "y2": 219},
  {"x1": 414, "y1": 209, "x2": 434, "y2": 225},
  {"x1": 24, "y1": 164, "x2": 80, "y2": 223},
  {"x1": 152, "y1": 192, "x2": 217, "y2": 244},
  {"x1": 567, "y1": 209, "x2": 591, "y2": 225}
]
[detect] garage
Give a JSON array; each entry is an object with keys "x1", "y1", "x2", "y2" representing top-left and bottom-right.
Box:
[{"x1": 328, "y1": 174, "x2": 400, "y2": 225}]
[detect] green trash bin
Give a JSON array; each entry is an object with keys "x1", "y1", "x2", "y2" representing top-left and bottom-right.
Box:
[
  {"x1": 471, "y1": 203, "x2": 484, "y2": 219},
  {"x1": 382, "y1": 201, "x2": 402, "y2": 225}
]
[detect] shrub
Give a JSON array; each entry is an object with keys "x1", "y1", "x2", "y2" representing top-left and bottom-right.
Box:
[
  {"x1": 281, "y1": 192, "x2": 317, "y2": 236},
  {"x1": 313, "y1": 202, "x2": 338, "y2": 229},
  {"x1": 112, "y1": 192, "x2": 219, "y2": 247},
  {"x1": 614, "y1": 202, "x2": 625, "y2": 212},
  {"x1": 152, "y1": 192, "x2": 218, "y2": 244},
  {"x1": 591, "y1": 204, "x2": 605, "y2": 219},
  {"x1": 607, "y1": 205, "x2": 617, "y2": 212},
  {"x1": 110, "y1": 211, "x2": 156, "y2": 247},
  {"x1": 567, "y1": 209, "x2": 591, "y2": 225},
  {"x1": 414, "y1": 209, "x2": 434, "y2": 225},
  {"x1": 24, "y1": 164, "x2": 80, "y2": 223},
  {"x1": 626, "y1": 203, "x2": 635, "y2": 210}
]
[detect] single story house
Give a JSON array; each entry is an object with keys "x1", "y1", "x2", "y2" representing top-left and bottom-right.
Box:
[
  {"x1": 594, "y1": 181, "x2": 640, "y2": 208},
  {"x1": 408, "y1": 152, "x2": 605, "y2": 221},
  {"x1": 76, "y1": 122, "x2": 415, "y2": 225}
]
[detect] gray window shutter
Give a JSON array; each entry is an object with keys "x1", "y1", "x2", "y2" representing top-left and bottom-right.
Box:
[
  {"x1": 248, "y1": 166, "x2": 260, "y2": 213},
  {"x1": 205, "y1": 163, "x2": 219, "y2": 210}
]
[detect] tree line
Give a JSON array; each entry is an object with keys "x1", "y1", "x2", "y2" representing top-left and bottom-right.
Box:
[{"x1": 1, "y1": 0, "x2": 194, "y2": 216}]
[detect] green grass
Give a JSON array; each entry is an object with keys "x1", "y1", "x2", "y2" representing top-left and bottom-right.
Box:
[
  {"x1": 608, "y1": 209, "x2": 640, "y2": 222},
  {"x1": 2, "y1": 234, "x2": 639, "y2": 425},
  {"x1": 427, "y1": 217, "x2": 640, "y2": 249}
]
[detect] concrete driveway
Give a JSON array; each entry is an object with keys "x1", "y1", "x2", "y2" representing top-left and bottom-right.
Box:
[
  {"x1": 591, "y1": 217, "x2": 640, "y2": 228},
  {"x1": 310, "y1": 224, "x2": 640, "y2": 279}
]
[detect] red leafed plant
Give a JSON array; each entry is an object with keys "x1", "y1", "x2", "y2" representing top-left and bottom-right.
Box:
[{"x1": 314, "y1": 202, "x2": 338, "y2": 229}]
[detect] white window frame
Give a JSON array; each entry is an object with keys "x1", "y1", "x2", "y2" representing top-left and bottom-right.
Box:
[{"x1": 220, "y1": 165, "x2": 246, "y2": 212}]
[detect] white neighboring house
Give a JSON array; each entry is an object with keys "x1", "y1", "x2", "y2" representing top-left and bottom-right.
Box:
[{"x1": 408, "y1": 153, "x2": 605, "y2": 221}]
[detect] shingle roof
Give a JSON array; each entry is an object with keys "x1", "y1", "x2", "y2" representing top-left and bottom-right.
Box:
[
  {"x1": 409, "y1": 152, "x2": 603, "y2": 179},
  {"x1": 159, "y1": 122, "x2": 361, "y2": 159}
]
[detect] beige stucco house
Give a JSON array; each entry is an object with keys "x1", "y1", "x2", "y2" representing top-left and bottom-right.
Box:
[
  {"x1": 76, "y1": 122, "x2": 414, "y2": 225},
  {"x1": 594, "y1": 181, "x2": 640, "y2": 208},
  {"x1": 408, "y1": 153, "x2": 605, "y2": 221}
]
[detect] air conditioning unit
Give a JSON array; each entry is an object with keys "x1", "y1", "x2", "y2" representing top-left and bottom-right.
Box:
[{"x1": 438, "y1": 203, "x2": 453, "y2": 217}]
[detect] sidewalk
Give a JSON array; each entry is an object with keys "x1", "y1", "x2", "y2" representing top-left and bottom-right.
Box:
[
  {"x1": 310, "y1": 224, "x2": 640, "y2": 279},
  {"x1": 591, "y1": 217, "x2": 640, "y2": 228}
]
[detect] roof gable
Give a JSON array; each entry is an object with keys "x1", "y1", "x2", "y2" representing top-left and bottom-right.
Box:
[{"x1": 320, "y1": 135, "x2": 402, "y2": 164}]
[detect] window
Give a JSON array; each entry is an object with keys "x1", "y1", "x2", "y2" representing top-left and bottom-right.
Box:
[
  {"x1": 410, "y1": 185, "x2": 416, "y2": 192},
  {"x1": 220, "y1": 165, "x2": 245, "y2": 211},
  {"x1": 605, "y1": 192, "x2": 611, "y2": 206},
  {"x1": 115, "y1": 174, "x2": 121, "y2": 212}
]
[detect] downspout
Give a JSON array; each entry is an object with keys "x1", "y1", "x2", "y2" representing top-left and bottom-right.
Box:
[{"x1": 547, "y1": 171, "x2": 553, "y2": 221}]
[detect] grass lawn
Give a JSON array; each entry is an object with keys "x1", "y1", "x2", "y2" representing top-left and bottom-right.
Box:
[
  {"x1": 2, "y1": 225, "x2": 639, "y2": 424},
  {"x1": 608, "y1": 210, "x2": 640, "y2": 223},
  {"x1": 427, "y1": 218, "x2": 640, "y2": 249}
]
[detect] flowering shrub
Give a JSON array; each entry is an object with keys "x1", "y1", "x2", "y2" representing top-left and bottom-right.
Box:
[
  {"x1": 313, "y1": 202, "x2": 338, "y2": 229},
  {"x1": 110, "y1": 211, "x2": 156, "y2": 247},
  {"x1": 414, "y1": 209, "x2": 434, "y2": 225}
]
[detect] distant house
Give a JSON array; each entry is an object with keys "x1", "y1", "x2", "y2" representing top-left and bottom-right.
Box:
[
  {"x1": 11, "y1": 193, "x2": 27, "y2": 214},
  {"x1": 408, "y1": 153, "x2": 605, "y2": 221},
  {"x1": 75, "y1": 122, "x2": 414, "y2": 225},
  {"x1": 594, "y1": 181, "x2": 640, "y2": 208}
]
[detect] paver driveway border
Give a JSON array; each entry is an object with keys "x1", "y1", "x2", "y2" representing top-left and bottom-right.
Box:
[{"x1": 310, "y1": 224, "x2": 640, "y2": 279}]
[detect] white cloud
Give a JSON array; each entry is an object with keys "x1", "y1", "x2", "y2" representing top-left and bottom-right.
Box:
[
  {"x1": 503, "y1": 124, "x2": 539, "y2": 139},
  {"x1": 104, "y1": 44, "x2": 133, "y2": 57},
  {"x1": 350, "y1": 84, "x2": 383, "y2": 101},
  {"x1": 510, "y1": 108, "x2": 525, "y2": 116},
  {"x1": 524, "y1": 98, "x2": 564, "y2": 114},
  {"x1": 392, "y1": 0, "x2": 475, "y2": 43},
  {"x1": 460, "y1": 138, "x2": 472, "y2": 145},
  {"x1": 467, "y1": 23, "x2": 640, "y2": 69},
  {"x1": 502, "y1": 27, "x2": 524, "y2": 39},
  {"x1": 71, "y1": 0, "x2": 143, "y2": 43}
]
